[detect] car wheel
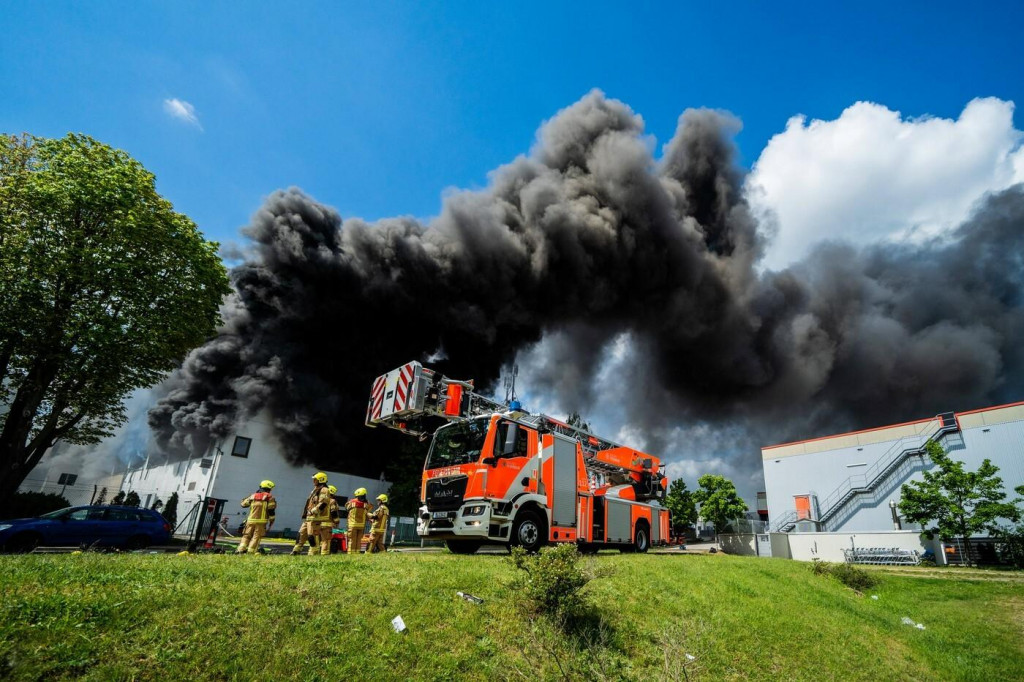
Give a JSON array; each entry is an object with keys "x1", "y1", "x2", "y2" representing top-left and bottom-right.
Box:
[
  {"x1": 6, "y1": 532, "x2": 40, "y2": 554},
  {"x1": 511, "y1": 509, "x2": 547, "y2": 553},
  {"x1": 445, "y1": 539, "x2": 482, "y2": 555}
]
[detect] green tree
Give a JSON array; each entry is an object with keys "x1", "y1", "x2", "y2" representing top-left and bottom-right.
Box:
[
  {"x1": 566, "y1": 412, "x2": 591, "y2": 432},
  {"x1": 382, "y1": 435, "x2": 430, "y2": 517},
  {"x1": 162, "y1": 491, "x2": 179, "y2": 530},
  {"x1": 123, "y1": 491, "x2": 140, "y2": 508},
  {"x1": 899, "y1": 442, "x2": 1022, "y2": 566},
  {"x1": 92, "y1": 486, "x2": 107, "y2": 506},
  {"x1": 109, "y1": 490, "x2": 126, "y2": 506},
  {"x1": 0, "y1": 133, "x2": 230, "y2": 498},
  {"x1": 665, "y1": 478, "x2": 698, "y2": 534},
  {"x1": 150, "y1": 497, "x2": 163, "y2": 512},
  {"x1": 692, "y1": 474, "x2": 748, "y2": 538}
]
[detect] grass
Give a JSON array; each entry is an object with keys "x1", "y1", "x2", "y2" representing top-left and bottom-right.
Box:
[{"x1": 0, "y1": 551, "x2": 1021, "y2": 681}]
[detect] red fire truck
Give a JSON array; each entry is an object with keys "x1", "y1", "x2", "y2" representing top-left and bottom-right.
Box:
[{"x1": 367, "y1": 361, "x2": 669, "y2": 554}]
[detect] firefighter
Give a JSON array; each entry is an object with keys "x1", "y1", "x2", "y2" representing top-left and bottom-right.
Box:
[
  {"x1": 291, "y1": 472, "x2": 332, "y2": 556},
  {"x1": 235, "y1": 480, "x2": 277, "y2": 554},
  {"x1": 327, "y1": 484, "x2": 341, "y2": 552},
  {"x1": 367, "y1": 493, "x2": 390, "y2": 553},
  {"x1": 345, "y1": 487, "x2": 374, "y2": 554}
]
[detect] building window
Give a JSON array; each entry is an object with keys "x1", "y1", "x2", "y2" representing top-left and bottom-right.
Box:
[
  {"x1": 188, "y1": 482, "x2": 196, "y2": 491},
  {"x1": 231, "y1": 436, "x2": 252, "y2": 458}
]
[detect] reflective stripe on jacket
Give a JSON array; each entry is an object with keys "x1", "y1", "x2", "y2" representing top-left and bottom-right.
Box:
[{"x1": 241, "y1": 491, "x2": 277, "y2": 525}]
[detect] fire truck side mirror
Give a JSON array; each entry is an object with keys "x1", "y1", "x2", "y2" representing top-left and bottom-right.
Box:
[{"x1": 481, "y1": 456, "x2": 498, "y2": 467}]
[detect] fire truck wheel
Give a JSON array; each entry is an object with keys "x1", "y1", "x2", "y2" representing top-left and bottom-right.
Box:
[
  {"x1": 633, "y1": 523, "x2": 650, "y2": 553},
  {"x1": 511, "y1": 509, "x2": 546, "y2": 553},
  {"x1": 445, "y1": 539, "x2": 482, "y2": 555}
]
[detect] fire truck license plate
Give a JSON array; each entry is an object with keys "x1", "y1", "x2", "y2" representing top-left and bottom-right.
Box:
[{"x1": 432, "y1": 511, "x2": 450, "y2": 519}]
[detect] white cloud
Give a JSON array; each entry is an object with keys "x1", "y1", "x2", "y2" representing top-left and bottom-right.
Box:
[
  {"x1": 163, "y1": 98, "x2": 203, "y2": 130},
  {"x1": 747, "y1": 97, "x2": 1024, "y2": 269}
]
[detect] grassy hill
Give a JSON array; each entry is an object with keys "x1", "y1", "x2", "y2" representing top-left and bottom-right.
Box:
[{"x1": 1, "y1": 551, "x2": 1021, "y2": 681}]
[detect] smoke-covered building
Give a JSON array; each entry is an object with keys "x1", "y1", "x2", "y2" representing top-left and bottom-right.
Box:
[
  {"x1": 763, "y1": 401, "x2": 1024, "y2": 533},
  {"x1": 119, "y1": 416, "x2": 390, "y2": 536}
]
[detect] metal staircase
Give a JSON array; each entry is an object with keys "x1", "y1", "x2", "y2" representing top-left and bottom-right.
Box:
[{"x1": 772, "y1": 412, "x2": 960, "y2": 532}]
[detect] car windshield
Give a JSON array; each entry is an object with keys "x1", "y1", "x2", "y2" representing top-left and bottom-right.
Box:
[
  {"x1": 39, "y1": 508, "x2": 73, "y2": 519},
  {"x1": 425, "y1": 418, "x2": 490, "y2": 469}
]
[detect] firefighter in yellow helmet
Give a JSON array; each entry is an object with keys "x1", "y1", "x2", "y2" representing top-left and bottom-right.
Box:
[
  {"x1": 291, "y1": 472, "x2": 332, "y2": 556},
  {"x1": 344, "y1": 487, "x2": 374, "y2": 554},
  {"x1": 327, "y1": 485, "x2": 341, "y2": 551},
  {"x1": 367, "y1": 493, "x2": 390, "y2": 553},
  {"x1": 235, "y1": 480, "x2": 277, "y2": 554}
]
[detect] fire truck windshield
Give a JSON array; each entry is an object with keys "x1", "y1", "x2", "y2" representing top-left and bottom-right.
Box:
[{"x1": 425, "y1": 418, "x2": 489, "y2": 469}]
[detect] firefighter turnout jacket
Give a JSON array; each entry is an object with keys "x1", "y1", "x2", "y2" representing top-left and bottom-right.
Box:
[
  {"x1": 241, "y1": 491, "x2": 277, "y2": 525},
  {"x1": 370, "y1": 503, "x2": 390, "y2": 534},
  {"x1": 304, "y1": 485, "x2": 332, "y2": 523},
  {"x1": 329, "y1": 497, "x2": 341, "y2": 528},
  {"x1": 345, "y1": 498, "x2": 373, "y2": 528}
]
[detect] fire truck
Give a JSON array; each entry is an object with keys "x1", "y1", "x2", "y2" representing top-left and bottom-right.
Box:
[{"x1": 366, "y1": 361, "x2": 670, "y2": 554}]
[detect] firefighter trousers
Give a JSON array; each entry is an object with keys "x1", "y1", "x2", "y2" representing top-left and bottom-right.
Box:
[
  {"x1": 317, "y1": 524, "x2": 332, "y2": 555},
  {"x1": 291, "y1": 521, "x2": 310, "y2": 554},
  {"x1": 236, "y1": 523, "x2": 267, "y2": 554},
  {"x1": 368, "y1": 531, "x2": 387, "y2": 553},
  {"x1": 346, "y1": 527, "x2": 364, "y2": 554}
]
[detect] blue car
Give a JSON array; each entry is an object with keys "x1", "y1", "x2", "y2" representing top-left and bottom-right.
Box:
[{"x1": 0, "y1": 505, "x2": 172, "y2": 552}]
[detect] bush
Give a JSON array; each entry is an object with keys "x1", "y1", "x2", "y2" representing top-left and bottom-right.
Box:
[
  {"x1": 810, "y1": 560, "x2": 880, "y2": 592},
  {"x1": 0, "y1": 492, "x2": 71, "y2": 519},
  {"x1": 507, "y1": 544, "x2": 592, "y2": 619}
]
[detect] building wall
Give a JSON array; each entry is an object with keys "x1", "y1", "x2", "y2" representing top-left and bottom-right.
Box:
[
  {"x1": 719, "y1": 531, "x2": 937, "y2": 562},
  {"x1": 762, "y1": 402, "x2": 1024, "y2": 533},
  {"x1": 121, "y1": 416, "x2": 390, "y2": 535}
]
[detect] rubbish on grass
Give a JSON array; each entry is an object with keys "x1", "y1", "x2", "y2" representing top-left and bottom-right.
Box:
[
  {"x1": 685, "y1": 654, "x2": 696, "y2": 661},
  {"x1": 457, "y1": 591, "x2": 484, "y2": 604},
  {"x1": 901, "y1": 616, "x2": 925, "y2": 629},
  {"x1": 871, "y1": 595, "x2": 879, "y2": 600},
  {"x1": 71, "y1": 550, "x2": 82, "y2": 555},
  {"x1": 915, "y1": 623, "x2": 926, "y2": 630},
  {"x1": 392, "y1": 615, "x2": 407, "y2": 634},
  {"x1": 177, "y1": 551, "x2": 190, "y2": 556}
]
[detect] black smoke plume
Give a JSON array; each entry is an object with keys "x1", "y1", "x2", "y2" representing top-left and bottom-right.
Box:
[{"x1": 149, "y1": 90, "x2": 1024, "y2": 482}]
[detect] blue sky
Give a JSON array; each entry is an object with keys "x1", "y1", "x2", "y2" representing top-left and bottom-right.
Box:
[{"x1": 3, "y1": 2, "x2": 1022, "y2": 248}]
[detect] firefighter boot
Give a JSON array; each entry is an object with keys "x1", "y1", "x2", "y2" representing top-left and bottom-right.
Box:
[{"x1": 291, "y1": 522, "x2": 310, "y2": 555}]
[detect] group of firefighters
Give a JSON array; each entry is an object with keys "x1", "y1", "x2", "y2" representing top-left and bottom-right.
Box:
[{"x1": 234, "y1": 471, "x2": 390, "y2": 555}]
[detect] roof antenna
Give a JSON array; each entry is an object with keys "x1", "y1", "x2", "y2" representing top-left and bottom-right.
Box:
[{"x1": 504, "y1": 363, "x2": 519, "y2": 408}]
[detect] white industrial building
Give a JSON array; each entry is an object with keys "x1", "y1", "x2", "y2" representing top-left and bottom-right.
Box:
[
  {"x1": 119, "y1": 416, "x2": 390, "y2": 536},
  {"x1": 762, "y1": 401, "x2": 1024, "y2": 534}
]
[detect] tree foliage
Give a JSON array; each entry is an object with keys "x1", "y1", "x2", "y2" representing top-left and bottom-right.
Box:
[
  {"x1": 163, "y1": 492, "x2": 179, "y2": 530},
  {"x1": 0, "y1": 491, "x2": 70, "y2": 519},
  {"x1": 123, "y1": 491, "x2": 141, "y2": 508},
  {"x1": 566, "y1": 412, "x2": 591, "y2": 433},
  {"x1": 665, "y1": 478, "x2": 698, "y2": 531},
  {"x1": 0, "y1": 133, "x2": 230, "y2": 497},
  {"x1": 109, "y1": 490, "x2": 126, "y2": 506},
  {"x1": 93, "y1": 486, "x2": 107, "y2": 506},
  {"x1": 692, "y1": 474, "x2": 748, "y2": 536},
  {"x1": 899, "y1": 441, "x2": 1022, "y2": 565}
]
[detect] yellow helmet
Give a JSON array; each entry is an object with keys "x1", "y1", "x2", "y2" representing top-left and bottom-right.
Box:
[
  {"x1": 354, "y1": 487, "x2": 367, "y2": 497},
  {"x1": 312, "y1": 472, "x2": 328, "y2": 484},
  {"x1": 377, "y1": 493, "x2": 389, "y2": 503},
  {"x1": 260, "y1": 480, "x2": 275, "y2": 489},
  {"x1": 328, "y1": 485, "x2": 338, "y2": 495}
]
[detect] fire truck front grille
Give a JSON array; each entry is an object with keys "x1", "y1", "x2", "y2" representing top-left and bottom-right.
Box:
[{"x1": 425, "y1": 476, "x2": 468, "y2": 511}]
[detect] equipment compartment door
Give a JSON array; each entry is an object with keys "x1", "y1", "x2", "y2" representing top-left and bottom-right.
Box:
[{"x1": 551, "y1": 435, "x2": 577, "y2": 528}]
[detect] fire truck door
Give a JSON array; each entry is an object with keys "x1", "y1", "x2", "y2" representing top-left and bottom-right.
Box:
[{"x1": 550, "y1": 434, "x2": 577, "y2": 528}]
